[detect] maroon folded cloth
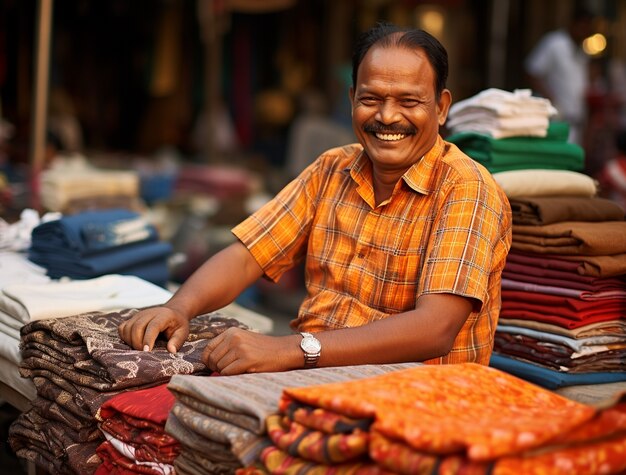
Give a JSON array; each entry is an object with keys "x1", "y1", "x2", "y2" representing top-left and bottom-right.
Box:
[
  {"x1": 506, "y1": 250, "x2": 626, "y2": 279},
  {"x1": 96, "y1": 383, "x2": 180, "y2": 468},
  {"x1": 498, "y1": 309, "x2": 623, "y2": 329},
  {"x1": 501, "y1": 290, "x2": 626, "y2": 322},
  {"x1": 504, "y1": 261, "x2": 626, "y2": 288}
]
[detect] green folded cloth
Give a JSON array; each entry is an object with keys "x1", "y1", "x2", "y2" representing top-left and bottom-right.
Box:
[{"x1": 446, "y1": 122, "x2": 584, "y2": 173}]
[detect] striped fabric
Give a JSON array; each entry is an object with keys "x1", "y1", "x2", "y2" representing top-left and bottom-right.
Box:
[{"x1": 233, "y1": 136, "x2": 512, "y2": 364}]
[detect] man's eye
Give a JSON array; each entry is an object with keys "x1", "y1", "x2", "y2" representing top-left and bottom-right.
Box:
[
  {"x1": 401, "y1": 99, "x2": 419, "y2": 107},
  {"x1": 359, "y1": 97, "x2": 378, "y2": 105}
]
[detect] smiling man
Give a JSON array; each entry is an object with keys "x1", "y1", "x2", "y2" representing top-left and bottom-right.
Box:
[{"x1": 119, "y1": 22, "x2": 512, "y2": 375}]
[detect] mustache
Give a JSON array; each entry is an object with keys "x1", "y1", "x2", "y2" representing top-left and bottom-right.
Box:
[{"x1": 362, "y1": 122, "x2": 416, "y2": 135}]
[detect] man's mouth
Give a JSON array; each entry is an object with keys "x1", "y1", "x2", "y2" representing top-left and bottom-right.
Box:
[{"x1": 375, "y1": 132, "x2": 407, "y2": 141}]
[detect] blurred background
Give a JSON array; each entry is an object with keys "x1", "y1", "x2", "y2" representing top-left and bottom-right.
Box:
[{"x1": 2, "y1": 0, "x2": 625, "y2": 173}]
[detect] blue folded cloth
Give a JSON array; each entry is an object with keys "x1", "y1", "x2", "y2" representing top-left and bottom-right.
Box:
[
  {"x1": 30, "y1": 209, "x2": 158, "y2": 257},
  {"x1": 489, "y1": 353, "x2": 626, "y2": 389},
  {"x1": 28, "y1": 209, "x2": 171, "y2": 285},
  {"x1": 29, "y1": 241, "x2": 172, "y2": 278}
]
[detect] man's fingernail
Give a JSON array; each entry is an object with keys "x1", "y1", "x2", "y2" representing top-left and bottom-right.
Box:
[{"x1": 143, "y1": 344, "x2": 149, "y2": 352}]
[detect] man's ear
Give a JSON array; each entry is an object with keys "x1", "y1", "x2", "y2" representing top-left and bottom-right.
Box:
[{"x1": 437, "y1": 89, "x2": 452, "y2": 126}]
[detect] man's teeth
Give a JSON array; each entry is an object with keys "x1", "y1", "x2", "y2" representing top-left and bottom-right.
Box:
[{"x1": 375, "y1": 133, "x2": 406, "y2": 141}]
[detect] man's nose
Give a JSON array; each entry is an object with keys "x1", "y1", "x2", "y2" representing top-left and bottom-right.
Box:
[{"x1": 374, "y1": 100, "x2": 401, "y2": 125}]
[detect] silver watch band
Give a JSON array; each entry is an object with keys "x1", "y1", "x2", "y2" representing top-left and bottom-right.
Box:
[{"x1": 300, "y1": 332, "x2": 321, "y2": 368}]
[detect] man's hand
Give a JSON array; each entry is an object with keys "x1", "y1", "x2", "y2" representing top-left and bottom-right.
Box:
[
  {"x1": 118, "y1": 306, "x2": 190, "y2": 354},
  {"x1": 203, "y1": 327, "x2": 300, "y2": 375}
]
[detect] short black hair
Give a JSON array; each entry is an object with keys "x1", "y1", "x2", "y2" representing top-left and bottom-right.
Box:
[{"x1": 351, "y1": 21, "x2": 449, "y2": 99}]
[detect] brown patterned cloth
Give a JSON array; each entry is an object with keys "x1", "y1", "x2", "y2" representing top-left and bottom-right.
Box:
[{"x1": 9, "y1": 307, "x2": 248, "y2": 475}]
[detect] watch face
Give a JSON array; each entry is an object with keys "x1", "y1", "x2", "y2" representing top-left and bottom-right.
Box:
[{"x1": 301, "y1": 337, "x2": 321, "y2": 353}]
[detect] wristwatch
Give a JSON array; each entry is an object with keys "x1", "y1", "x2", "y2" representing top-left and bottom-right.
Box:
[{"x1": 299, "y1": 332, "x2": 321, "y2": 368}]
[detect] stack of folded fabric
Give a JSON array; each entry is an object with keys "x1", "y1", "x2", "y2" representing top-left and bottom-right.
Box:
[
  {"x1": 28, "y1": 208, "x2": 172, "y2": 286},
  {"x1": 94, "y1": 383, "x2": 179, "y2": 475},
  {"x1": 0, "y1": 251, "x2": 50, "y2": 402},
  {"x1": 447, "y1": 88, "x2": 557, "y2": 139},
  {"x1": 487, "y1": 169, "x2": 626, "y2": 389},
  {"x1": 446, "y1": 88, "x2": 585, "y2": 173},
  {"x1": 8, "y1": 308, "x2": 248, "y2": 475},
  {"x1": 40, "y1": 155, "x2": 142, "y2": 214},
  {"x1": 164, "y1": 363, "x2": 418, "y2": 474},
  {"x1": 251, "y1": 363, "x2": 626, "y2": 474},
  {"x1": 447, "y1": 120, "x2": 584, "y2": 173}
]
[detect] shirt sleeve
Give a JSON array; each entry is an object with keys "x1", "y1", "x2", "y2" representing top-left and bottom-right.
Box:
[
  {"x1": 419, "y1": 178, "x2": 510, "y2": 306},
  {"x1": 231, "y1": 164, "x2": 319, "y2": 282}
]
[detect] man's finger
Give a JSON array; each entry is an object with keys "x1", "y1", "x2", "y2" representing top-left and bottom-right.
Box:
[
  {"x1": 166, "y1": 327, "x2": 188, "y2": 354},
  {"x1": 141, "y1": 318, "x2": 164, "y2": 352}
]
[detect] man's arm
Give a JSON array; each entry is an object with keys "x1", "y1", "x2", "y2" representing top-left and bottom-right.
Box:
[
  {"x1": 203, "y1": 293, "x2": 473, "y2": 375},
  {"x1": 118, "y1": 240, "x2": 264, "y2": 353}
]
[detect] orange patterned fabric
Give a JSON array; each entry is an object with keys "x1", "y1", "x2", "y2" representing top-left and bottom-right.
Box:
[
  {"x1": 282, "y1": 364, "x2": 596, "y2": 461},
  {"x1": 233, "y1": 137, "x2": 512, "y2": 364}
]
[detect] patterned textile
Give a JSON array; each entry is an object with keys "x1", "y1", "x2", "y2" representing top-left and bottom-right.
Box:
[
  {"x1": 165, "y1": 363, "x2": 420, "y2": 471},
  {"x1": 252, "y1": 363, "x2": 626, "y2": 475},
  {"x1": 233, "y1": 136, "x2": 512, "y2": 365},
  {"x1": 9, "y1": 308, "x2": 248, "y2": 475},
  {"x1": 265, "y1": 414, "x2": 369, "y2": 464},
  {"x1": 95, "y1": 383, "x2": 180, "y2": 473}
]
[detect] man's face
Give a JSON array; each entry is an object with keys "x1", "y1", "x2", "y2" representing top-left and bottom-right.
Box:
[{"x1": 350, "y1": 45, "x2": 450, "y2": 171}]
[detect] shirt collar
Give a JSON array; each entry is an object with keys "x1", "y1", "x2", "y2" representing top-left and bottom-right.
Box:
[{"x1": 347, "y1": 135, "x2": 445, "y2": 196}]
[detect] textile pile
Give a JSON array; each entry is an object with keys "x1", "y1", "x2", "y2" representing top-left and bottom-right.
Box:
[
  {"x1": 447, "y1": 89, "x2": 626, "y2": 390},
  {"x1": 252, "y1": 363, "x2": 626, "y2": 474},
  {"x1": 446, "y1": 89, "x2": 585, "y2": 173},
  {"x1": 0, "y1": 269, "x2": 173, "y2": 402},
  {"x1": 8, "y1": 308, "x2": 248, "y2": 474},
  {"x1": 164, "y1": 363, "x2": 419, "y2": 474},
  {"x1": 487, "y1": 169, "x2": 626, "y2": 388},
  {"x1": 94, "y1": 383, "x2": 179, "y2": 475},
  {"x1": 446, "y1": 88, "x2": 557, "y2": 139},
  {"x1": 28, "y1": 208, "x2": 172, "y2": 286},
  {"x1": 40, "y1": 155, "x2": 142, "y2": 214}
]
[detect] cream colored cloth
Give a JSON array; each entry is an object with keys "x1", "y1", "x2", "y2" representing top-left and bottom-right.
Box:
[
  {"x1": 41, "y1": 155, "x2": 139, "y2": 212},
  {"x1": 493, "y1": 169, "x2": 598, "y2": 198},
  {"x1": 447, "y1": 88, "x2": 557, "y2": 138},
  {"x1": 0, "y1": 274, "x2": 172, "y2": 323}
]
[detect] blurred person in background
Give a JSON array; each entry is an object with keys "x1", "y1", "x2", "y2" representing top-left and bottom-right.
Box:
[{"x1": 525, "y1": 7, "x2": 595, "y2": 145}]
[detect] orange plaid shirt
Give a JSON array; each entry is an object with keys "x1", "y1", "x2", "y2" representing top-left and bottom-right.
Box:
[{"x1": 232, "y1": 135, "x2": 512, "y2": 364}]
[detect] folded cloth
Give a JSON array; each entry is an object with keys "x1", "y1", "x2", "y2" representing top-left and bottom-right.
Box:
[
  {"x1": 492, "y1": 169, "x2": 597, "y2": 199},
  {"x1": 262, "y1": 363, "x2": 626, "y2": 474},
  {"x1": 505, "y1": 250, "x2": 626, "y2": 279},
  {"x1": 30, "y1": 209, "x2": 157, "y2": 257},
  {"x1": 446, "y1": 129, "x2": 585, "y2": 172},
  {"x1": 498, "y1": 318, "x2": 626, "y2": 339},
  {"x1": 509, "y1": 196, "x2": 625, "y2": 225},
  {"x1": 95, "y1": 383, "x2": 179, "y2": 474},
  {"x1": 0, "y1": 274, "x2": 172, "y2": 323},
  {"x1": 0, "y1": 251, "x2": 50, "y2": 289},
  {"x1": 490, "y1": 353, "x2": 626, "y2": 388},
  {"x1": 446, "y1": 88, "x2": 558, "y2": 139},
  {"x1": 9, "y1": 308, "x2": 248, "y2": 475},
  {"x1": 165, "y1": 363, "x2": 419, "y2": 468},
  {"x1": 28, "y1": 240, "x2": 172, "y2": 280},
  {"x1": 511, "y1": 221, "x2": 626, "y2": 256}
]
